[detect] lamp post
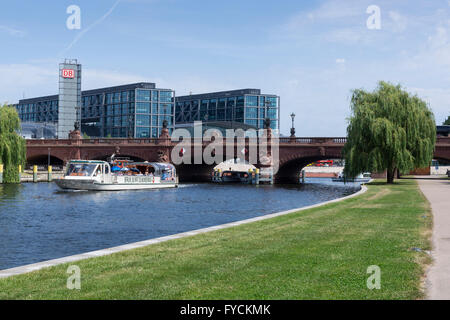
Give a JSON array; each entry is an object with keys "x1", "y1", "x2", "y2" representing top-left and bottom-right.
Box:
[{"x1": 290, "y1": 113, "x2": 296, "y2": 138}]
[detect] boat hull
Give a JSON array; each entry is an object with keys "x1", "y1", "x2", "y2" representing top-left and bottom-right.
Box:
[{"x1": 54, "y1": 178, "x2": 177, "y2": 191}]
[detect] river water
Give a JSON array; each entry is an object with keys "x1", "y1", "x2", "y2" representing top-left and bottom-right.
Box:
[{"x1": 0, "y1": 179, "x2": 360, "y2": 270}]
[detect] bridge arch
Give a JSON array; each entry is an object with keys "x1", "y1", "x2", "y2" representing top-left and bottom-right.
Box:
[
  {"x1": 276, "y1": 148, "x2": 343, "y2": 183},
  {"x1": 89, "y1": 153, "x2": 147, "y2": 162},
  {"x1": 26, "y1": 154, "x2": 65, "y2": 169}
]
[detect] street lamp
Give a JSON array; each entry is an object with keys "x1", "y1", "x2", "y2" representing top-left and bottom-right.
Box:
[{"x1": 290, "y1": 113, "x2": 296, "y2": 137}]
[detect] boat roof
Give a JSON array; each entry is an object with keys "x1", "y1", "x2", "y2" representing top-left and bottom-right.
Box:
[
  {"x1": 131, "y1": 162, "x2": 175, "y2": 168},
  {"x1": 68, "y1": 160, "x2": 107, "y2": 164},
  {"x1": 68, "y1": 160, "x2": 175, "y2": 168}
]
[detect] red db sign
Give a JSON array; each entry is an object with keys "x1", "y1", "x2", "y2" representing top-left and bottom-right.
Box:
[{"x1": 62, "y1": 69, "x2": 75, "y2": 78}]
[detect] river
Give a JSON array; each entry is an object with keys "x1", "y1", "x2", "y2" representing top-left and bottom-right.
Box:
[{"x1": 0, "y1": 179, "x2": 360, "y2": 270}]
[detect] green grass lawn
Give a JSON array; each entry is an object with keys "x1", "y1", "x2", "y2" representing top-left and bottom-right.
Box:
[{"x1": 0, "y1": 180, "x2": 432, "y2": 299}]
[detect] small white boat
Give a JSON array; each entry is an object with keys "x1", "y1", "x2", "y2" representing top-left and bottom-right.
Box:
[
  {"x1": 55, "y1": 160, "x2": 178, "y2": 191},
  {"x1": 332, "y1": 172, "x2": 371, "y2": 183}
]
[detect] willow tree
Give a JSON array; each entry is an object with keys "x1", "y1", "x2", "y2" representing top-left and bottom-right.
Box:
[
  {"x1": 0, "y1": 104, "x2": 26, "y2": 183},
  {"x1": 444, "y1": 116, "x2": 450, "y2": 125},
  {"x1": 343, "y1": 81, "x2": 436, "y2": 184}
]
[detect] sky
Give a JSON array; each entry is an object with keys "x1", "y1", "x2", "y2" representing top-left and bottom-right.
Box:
[{"x1": 0, "y1": 0, "x2": 449, "y2": 136}]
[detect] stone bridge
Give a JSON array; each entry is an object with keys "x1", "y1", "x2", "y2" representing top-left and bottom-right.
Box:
[{"x1": 26, "y1": 134, "x2": 450, "y2": 183}]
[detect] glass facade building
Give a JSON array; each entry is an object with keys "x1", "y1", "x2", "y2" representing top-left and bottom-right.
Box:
[
  {"x1": 175, "y1": 89, "x2": 280, "y2": 132},
  {"x1": 15, "y1": 82, "x2": 175, "y2": 138}
]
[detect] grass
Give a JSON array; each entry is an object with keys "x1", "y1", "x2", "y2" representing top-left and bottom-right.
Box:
[{"x1": 0, "y1": 180, "x2": 432, "y2": 299}]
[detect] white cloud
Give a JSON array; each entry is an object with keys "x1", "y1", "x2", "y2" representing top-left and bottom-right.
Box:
[
  {"x1": 0, "y1": 25, "x2": 25, "y2": 37},
  {"x1": 409, "y1": 87, "x2": 450, "y2": 124},
  {"x1": 325, "y1": 28, "x2": 362, "y2": 44},
  {"x1": 388, "y1": 11, "x2": 408, "y2": 32},
  {"x1": 336, "y1": 58, "x2": 346, "y2": 64}
]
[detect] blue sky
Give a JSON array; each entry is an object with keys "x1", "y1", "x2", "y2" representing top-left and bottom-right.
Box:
[{"x1": 1, "y1": 0, "x2": 449, "y2": 136}]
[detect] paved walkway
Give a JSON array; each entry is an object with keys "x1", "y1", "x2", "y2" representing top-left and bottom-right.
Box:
[{"x1": 417, "y1": 178, "x2": 450, "y2": 299}]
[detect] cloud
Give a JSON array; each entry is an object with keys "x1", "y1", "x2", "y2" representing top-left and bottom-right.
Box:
[
  {"x1": 409, "y1": 87, "x2": 450, "y2": 124},
  {"x1": 336, "y1": 58, "x2": 346, "y2": 64},
  {"x1": 325, "y1": 28, "x2": 362, "y2": 44},
  {"x1": 388, "y1": 11, "x2": 408, "y2": 32},
  {"x1": 0, "y1": 25, "x2": 25, "y2": 37}
]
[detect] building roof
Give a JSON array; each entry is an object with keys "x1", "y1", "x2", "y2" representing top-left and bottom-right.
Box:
[
  {"x1": 176, "y1": 89, "x2": 277, "y2": 101},
  {"x1": 437, "y1": 125, "x2": 450, "y2": 136},
  {"x1": 17, "y1": 82, "x2": 165, "y2": 104}
]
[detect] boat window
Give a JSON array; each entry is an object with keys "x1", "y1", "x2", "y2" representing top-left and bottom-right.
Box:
[
  {"x1": 93, "y1": 165, "x2": 101, "y2": 177},
  {"x1": 66, "y1": 163, "x2": 98, "y2": 177}
]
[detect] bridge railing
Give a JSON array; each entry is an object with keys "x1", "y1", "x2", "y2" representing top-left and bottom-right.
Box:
[
  {"x1": 26, "y1": 138, "x2": 161, "y2": 145},
  {"x1": 278, "y1": 137, "x2": 347, "y2": 144},
  {"x1": 26, "y1": 136, "x2": 350, "y2": 146}
]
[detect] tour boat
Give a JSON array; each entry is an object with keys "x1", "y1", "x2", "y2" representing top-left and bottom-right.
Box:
[
  {"x1": 54, "y1": 160, "x2": 178, "y2": 191},
  {"x1": 332, "y1": 171, "x2": 372, "y2": 183}
]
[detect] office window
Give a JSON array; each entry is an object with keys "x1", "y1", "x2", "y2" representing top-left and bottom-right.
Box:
[
  {"x1": 259, "y1": 96, "x2": 265, "y2": 106},
  {"x1": 113, "y1": 92, "x2": 120, "y2": 103},
  {"x1": 158, "y1": 115, "x2": 172, "y2": 126},
  {"x1": 237, "y1": 96, "x2": 244, "y2": 107},
  {"x1": 136, "y1": 114, "x2": 150, "y2": 126},
  {"x1": 106, "y1": 93, "x2": 113, "y2": 104},
  {"x1": 121, "y1": 91, "x2": 128, "y2": 102},
  {"x1": 152, "y1": 116, "x2": 158, "y2": 126},
  {"x1": 235, "y1": 107, "x2": 244, "y2": 119},
  {"x1": 259, "y1": 108, "x2": 265, "y2": 119},
  {"x1": 137, "y1": 89, "x2": 151, "y2": 102},
  {"x1": 151, "y1": 128, "x2": 158, "y2": 138},
  {"x1": 246, "y1": 96, "x2": 258, "y2": 106},
  {"x1": 159, "y1": 91, "x2": 172, "y2": 102},
  {"x1": 246, "y1": 107, "x2": 258, "y2": 118},
  {"x1": 208, "y1": 108, "x2": 216, "y2": 120},
  {"x1": 217, "y1": 109, "x2": 225, "y2": 120},
  {"x1": 200, "y1": 100, "x2": 208, "y2": 111},
  {"x1": 152, "y1": 103, "x2": 158, "y2": 114},
  {"x1": 152, "y1": 90, "x2": 159, "y2": 102},
  {"x1": 106, "y1": 106, "x2": 114, "y2": 116},
  {"x1": 121, "y1": 103, "x2": 128, "y2": 115},
  {"x1": 136, "y1": 102, "x2": 150, "y2": 114},
  {"x1": 218, "y1": 98, "x2": 226, "y2": 108},
  {"x1": 245, "y1": 119, "x2": 258, "y2": 126},
  {"x1": 160, "y1": 103, "x2": 172, "y2": 115},
  {"x1": 267, "y1": 108, "x2": 277, "y2": 120},
  {"x1": 209, "y1": 99, "x2": 217, "y2": 109},
  {"x1": 114, "y1": 104, "x2": 121, "y2": 115},
  {"x1": 266, "y1": 97, "x2": 277, "y2": 107},
  {"x1": 136, "y1": 127, "x2": 150, "y2": 138}
]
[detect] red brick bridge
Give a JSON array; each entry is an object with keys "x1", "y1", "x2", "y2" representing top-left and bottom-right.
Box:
[{"x1": 26, "y1": 135, "x2": 450, "y2": 183}]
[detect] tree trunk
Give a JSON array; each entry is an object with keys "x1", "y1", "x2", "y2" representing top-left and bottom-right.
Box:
[{"x1": 387, "y1": 168, "x2": 395, "y2": 184}]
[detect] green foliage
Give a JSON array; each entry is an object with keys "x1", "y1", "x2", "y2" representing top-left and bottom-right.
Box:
[
  {"x1": 0, "y1": 104, "x2": 26, "y2": 183},
  {"x1": 82, "y1": 132, "x2": 90, "y2": 139},
  {"x1": 444, "y1": 116, "x2": 450, "y2": 125},
  {"x1": 343, "y1": 81, "x2": 436, "y2": 183}
]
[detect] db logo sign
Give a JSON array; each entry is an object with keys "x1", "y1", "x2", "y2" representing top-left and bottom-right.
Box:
[{"x1": 62, "y1": 69, "x2": 75, "y2": 78}]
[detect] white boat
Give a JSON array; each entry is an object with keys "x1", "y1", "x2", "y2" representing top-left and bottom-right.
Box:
[
  {"x1": 54, "y1": 160, "x2": 178, "y2": 191},
  {"x1": 332, "y1": 172, "x2": 372, "y2": 183}
]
